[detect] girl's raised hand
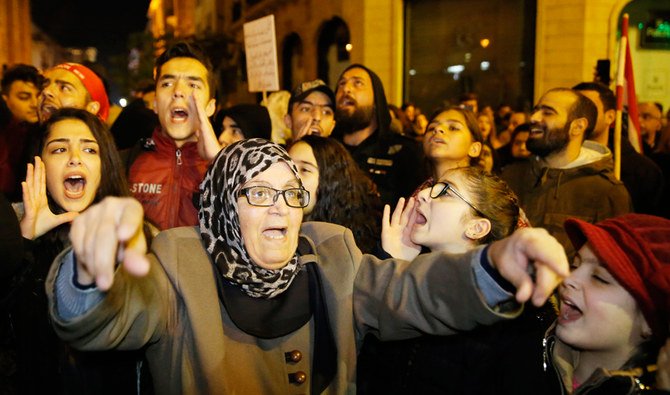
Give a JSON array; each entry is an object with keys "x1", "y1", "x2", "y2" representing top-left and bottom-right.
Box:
[
  {"x1": 381, "y1": 197, "x2": 421, "y2": 260},
  {"x1": 20, "y1": 157, "x2": 78, "y2": 239}
]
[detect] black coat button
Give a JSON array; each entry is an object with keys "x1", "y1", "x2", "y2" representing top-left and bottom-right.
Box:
[
  {"x1": 288, "y1": 371, "x2": 307, "y2": 385},
  {"x1": 285, "y1": 350, "x2": 302, "y2": 363}
]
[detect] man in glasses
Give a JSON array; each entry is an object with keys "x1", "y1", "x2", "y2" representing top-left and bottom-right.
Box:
[{"x1": 501, "y1": 87, "x2": 632, "y2": 259}]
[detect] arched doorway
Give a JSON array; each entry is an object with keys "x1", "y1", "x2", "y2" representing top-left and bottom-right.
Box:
[
  {"x1": 316, "y1": 17, "x2": 351, "y2": 87},
  {"x1": 282, "y1": 32, "x2": 304, "y2": 91}
]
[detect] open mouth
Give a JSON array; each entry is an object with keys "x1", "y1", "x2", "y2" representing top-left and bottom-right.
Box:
[
  {"x1": 529, "y1": 125, "x2": 545, "y2": 138},
  {"x1": 262, "y1": 227, "x2": 288, "y2": 240},
  {"x1": 40, "y1": 103, "x2": 59, "y2": 119},
  {"x1": 63, "y1": 175, "x2": 86, "y2": 199},
  {"x1": 170, "y1": 107, "x2": 189, "y2": 122},
  {"x1": 338, "y1": 96, "x2": 357, "y2": 107},
  {"x1": 309, "y1": 126, "x2": 322, "y2": 135},
  {"x1": 558, "y1": 297, "x2": 582, "y2": 324},
  {"x1": 414, "y1": 208, "x2": 428, "y2": 225}
]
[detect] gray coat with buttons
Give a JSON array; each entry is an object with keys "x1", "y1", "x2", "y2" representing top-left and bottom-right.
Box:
[{"x1": 46, "y1": 221, "x2": 520, "y2": 395}]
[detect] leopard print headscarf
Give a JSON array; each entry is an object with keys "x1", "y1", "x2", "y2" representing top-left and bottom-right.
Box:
[{"x1": 199, "y1": 138, "x2": 303, "y2": 299}]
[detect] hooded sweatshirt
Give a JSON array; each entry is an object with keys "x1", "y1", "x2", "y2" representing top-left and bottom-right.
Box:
[
  {"x1": 501, "y1": 141, "x2": 632, "y2": 259},
  {"x1": 332, "y1": 64, "x2": 426, "y2": 207}
]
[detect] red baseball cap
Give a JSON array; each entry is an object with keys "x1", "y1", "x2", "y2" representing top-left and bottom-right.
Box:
[{"x1": 54, "y1": 63, "x2": 110, "y2": 121}]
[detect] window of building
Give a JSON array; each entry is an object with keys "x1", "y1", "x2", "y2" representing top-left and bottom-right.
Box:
[
  {"x1": 282, "y1": 33, "x2": 304, "y2": 91},
  {"x1": 404, "y1": 0, "x2": 536, "y2": 114},
  {"x1": 232, "y1": 0, "x2": 242, "y2": 22},
  {"x1": 317, "y1": 17, "x2": 351, "y2": 87}
]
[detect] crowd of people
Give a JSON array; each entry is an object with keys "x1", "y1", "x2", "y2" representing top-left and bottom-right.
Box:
[{"x1": 1, "y1": 39, "x2": 670, "y2": 395}]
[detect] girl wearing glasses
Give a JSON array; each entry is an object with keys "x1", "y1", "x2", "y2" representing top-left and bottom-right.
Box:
[
  {"x1": 44, "y1": 138, "x2": 570, "y2": 394},
  {"x1": 358, "y1": 166, "x2": 542, "y2": 394}
]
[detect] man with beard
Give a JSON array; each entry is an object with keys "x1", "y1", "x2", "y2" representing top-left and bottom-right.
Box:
[
  {"x1": 332, "y1": 64, "x2": 425, "y2": 207},
  {"x1": 501, "y1": 87, "x2": 631, "y2": 259}
]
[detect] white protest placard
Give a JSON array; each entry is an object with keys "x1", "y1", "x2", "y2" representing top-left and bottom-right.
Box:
[{"x1": 243, "y1": 15, "x2": 280, "y2": 92}]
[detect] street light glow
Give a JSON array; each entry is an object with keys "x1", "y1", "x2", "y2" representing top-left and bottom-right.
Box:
[{"x1": 446, "y1": 65, "x2": 465, "y2": 74}]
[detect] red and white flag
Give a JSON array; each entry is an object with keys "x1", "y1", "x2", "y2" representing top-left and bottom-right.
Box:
[{"x1": 615, "y1": 14, "x2": 643, "y2": 153}]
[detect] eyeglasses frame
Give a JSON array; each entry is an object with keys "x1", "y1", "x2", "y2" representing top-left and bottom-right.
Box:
[
  {"x1": 429, "y1": 181, "x2": 487, "y2": 218},
  {"x1": 238, "y1": 186, "x2": 310, "y2": 208}
]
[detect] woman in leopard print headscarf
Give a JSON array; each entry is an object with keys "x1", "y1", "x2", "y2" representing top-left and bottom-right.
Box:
[{"x1": 199, "y1": 138, "x2": 304, "y2": 298}]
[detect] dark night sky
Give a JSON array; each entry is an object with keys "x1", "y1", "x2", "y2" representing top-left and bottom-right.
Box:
[{"x1": 30, "y1": 0, "x2": 152, "y2": 59}]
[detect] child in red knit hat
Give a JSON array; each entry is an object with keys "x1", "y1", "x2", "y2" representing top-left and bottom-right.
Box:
[{"x1": 488, "y1": 213, "x2": 670, "y2": 395}]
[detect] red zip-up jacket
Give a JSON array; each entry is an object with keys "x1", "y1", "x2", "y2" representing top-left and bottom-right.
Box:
[{"x1": 127, "y1": 129, "x2": 209, "y2": 230}]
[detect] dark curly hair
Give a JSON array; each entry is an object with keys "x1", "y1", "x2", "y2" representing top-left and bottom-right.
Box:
[
  {"x1": 293, "y1": 135, "x2": 382, "y2": 253},
  {"x1": 1, "y1": 63, "x2": 45, "y2": 94}
]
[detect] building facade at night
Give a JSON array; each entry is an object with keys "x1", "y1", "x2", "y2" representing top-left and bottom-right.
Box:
[
  {"x1": 145, "y1": 0, "x2": 669, "y2": 113},
  {"x1": 2, "y1": 1, "x2": 667, "y2": 112}
]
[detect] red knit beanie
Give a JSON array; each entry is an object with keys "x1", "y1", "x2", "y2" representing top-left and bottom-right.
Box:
[
  {"x1": 54, "y1": 63, "x2": 110, "y2": 121},
  {"x1": 564, "y1": 214, "x2": 670, "y2": 340}
]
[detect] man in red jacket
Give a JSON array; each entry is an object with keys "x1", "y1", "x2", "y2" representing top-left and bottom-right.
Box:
[{"x1": 122, "y1": 41, "x2": 221, "y2": 231}]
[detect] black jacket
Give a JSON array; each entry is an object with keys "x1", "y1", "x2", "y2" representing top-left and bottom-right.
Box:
[
  {"x1": 332, "y1": 64, "x2": 427, "y2": 207},
  {"x1": 489, "y1": 321, "x2": 666, "y2": 395}
]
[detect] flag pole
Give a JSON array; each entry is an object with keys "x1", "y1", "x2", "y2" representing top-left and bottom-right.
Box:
[{"x1": 613, "y1": 14, "x2": 629, "y2": 181}]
